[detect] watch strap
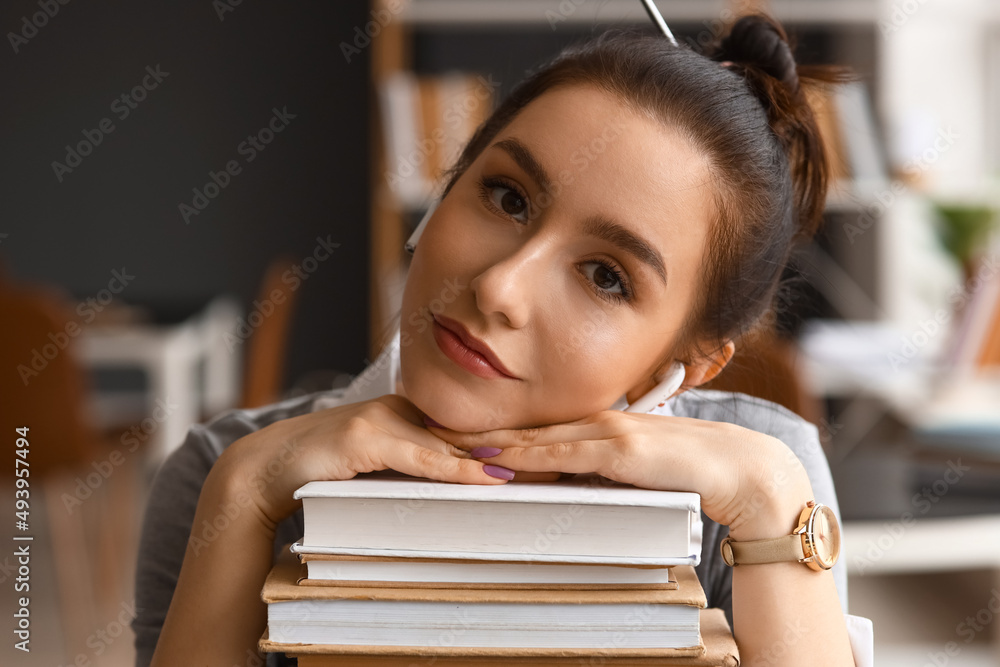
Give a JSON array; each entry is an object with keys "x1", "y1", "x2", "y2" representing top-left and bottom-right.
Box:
[{"x1": 720, "y1": 534, "x2": 805, "y2": 566}]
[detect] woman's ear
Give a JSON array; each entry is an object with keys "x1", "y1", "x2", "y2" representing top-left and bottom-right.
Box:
[
  {"x1": 623, "y1": 341, "x2": 736, "y2": 406},
  {"x1": 681, "y1": 340, "x2": 736, "y2": 389}
]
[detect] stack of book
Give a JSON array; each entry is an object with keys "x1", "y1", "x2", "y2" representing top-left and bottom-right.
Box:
[{"x1": 258, "y1": 474, "x2": 739, "y2": 666}]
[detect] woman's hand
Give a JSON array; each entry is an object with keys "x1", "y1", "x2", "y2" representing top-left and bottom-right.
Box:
[
  {"x1": 429, "y1": 410, "x2": 814, "y2": 539},
  {"x1": 215, "y1": 394, "x2": 509, "y2": 531},
  {"x1": 433, "y1": 414, "x2": 859, "y2": 667},
  {"x1": 152, "y1": 395, "x2": 508, "y2": 667}
]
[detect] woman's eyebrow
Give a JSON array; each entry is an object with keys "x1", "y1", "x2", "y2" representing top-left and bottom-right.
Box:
[
  {"x1": 490, "y1": 136, "x2": 667, "y2": 287},
  {"x1": 584, "y1": 216, "x2": 668, "y2": 286},
  {"x1": 490, "y1": 137, "x2": 554, "y2": 193}
]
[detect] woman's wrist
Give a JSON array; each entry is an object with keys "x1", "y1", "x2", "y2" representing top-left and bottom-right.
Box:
[{"x1": 727, "y1": 435, "x2": 814, "y2": 542}]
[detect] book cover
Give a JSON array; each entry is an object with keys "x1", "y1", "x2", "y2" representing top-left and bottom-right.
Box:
[{"x1": 292, "y1": 476, "x2": 702, "y2": 566}]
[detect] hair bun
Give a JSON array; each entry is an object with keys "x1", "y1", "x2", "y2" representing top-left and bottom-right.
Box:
[
  {"x1": 711, "y1": 14, "x2": 852, "y2": 242},
  {"x1": 717, "y1": 15, "x2": 799, "y2": 94}
]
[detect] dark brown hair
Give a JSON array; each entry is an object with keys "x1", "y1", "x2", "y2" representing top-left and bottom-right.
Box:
[{"x1": 440, "y1": 15, "x2": 843, "y2": 359}]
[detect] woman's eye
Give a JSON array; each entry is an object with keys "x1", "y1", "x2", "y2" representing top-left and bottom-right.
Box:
[
  {"x1": 487, "y1": 184, "x2": 529, "y2": 221},
  {"x1": 581, "y1": 261, "x2": 626, "y2": 297}
]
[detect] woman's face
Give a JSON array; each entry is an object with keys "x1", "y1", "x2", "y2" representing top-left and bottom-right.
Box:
[{"x1": 400, "y1": 83, "x2": 715, "y2": 431}]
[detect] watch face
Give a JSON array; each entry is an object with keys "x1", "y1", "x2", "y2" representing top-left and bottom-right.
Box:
[{"x1": 807, "y1": 504, "x2": 841, "y2": 569}]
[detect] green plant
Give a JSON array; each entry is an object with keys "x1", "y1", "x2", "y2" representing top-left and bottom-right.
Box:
[{"x1": 932, "y1": 202, "x2": 997, "y2": 269}]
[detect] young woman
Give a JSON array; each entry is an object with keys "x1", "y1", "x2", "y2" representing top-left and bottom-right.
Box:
[{"x1": 135, "y1": 15, "x2": 872, "y2": 667}]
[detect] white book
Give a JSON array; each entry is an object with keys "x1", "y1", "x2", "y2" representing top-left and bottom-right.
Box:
[
  {"x1": 292, "y1": 476, "x2": 702, "y2": 566},
  {"x1": 267, "y1": 601, "x2": 700, "y2": 648},
  {"x1": 833, "y1": 81, "x2": 887, "y2": 185},
  {"x1": 378, "y1": 71, "x2": 432, "y2": 207},
  {"x1": 298, "y1": 550, "x2": 676, "y2": 589}
]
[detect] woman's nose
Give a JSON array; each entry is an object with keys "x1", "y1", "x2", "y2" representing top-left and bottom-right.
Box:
[{"x1": 469, "y1": 245, "x2": 546, "y2": 330}]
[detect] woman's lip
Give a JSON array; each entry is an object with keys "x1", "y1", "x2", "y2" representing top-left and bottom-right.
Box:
[{"x1": 432, "y1": 315, "x2": 518, "y2": 380}]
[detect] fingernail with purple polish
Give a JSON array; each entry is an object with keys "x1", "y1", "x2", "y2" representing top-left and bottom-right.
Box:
[
  {"x1": 423, "y1": 415, "x2": 444, "y2": 428},
  {"x1": 483, "y1": 464, "x2": 515, "y2": 480},
  {"x1": 470, "y1": 447, "x2": 503, "y2": 458}
]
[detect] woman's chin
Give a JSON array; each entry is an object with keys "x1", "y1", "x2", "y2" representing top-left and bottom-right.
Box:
[
  {"x1": 400, "y1": 361, "x2": 513, "y2": 432},
  {"x1": 403, "y1": 384, "x2": 513, "y2": 433},
  {"x1": 423, "y1": 404, "x2": 510, "y2": 433}
]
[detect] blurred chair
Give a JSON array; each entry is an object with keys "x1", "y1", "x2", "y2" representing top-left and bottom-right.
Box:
[
  {"x1": 240, "y1": 255, "x2": 301, "y2": 408},
  {"x1": 0, "y1": 269, "x2": 138, "y2": 659}
]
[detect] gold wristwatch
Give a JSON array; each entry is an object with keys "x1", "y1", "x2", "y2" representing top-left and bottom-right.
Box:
[{"x1": 720, "y1": 500, "x2": 840, "y2": 571}]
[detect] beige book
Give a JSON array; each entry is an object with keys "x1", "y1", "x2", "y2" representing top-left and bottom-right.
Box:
[
  {"x1": 975, "y1": 287, "x2": 1000, "y2": 367},
  {"x1": 417, "y1": 77, "x2": 442, "y2": 184}
]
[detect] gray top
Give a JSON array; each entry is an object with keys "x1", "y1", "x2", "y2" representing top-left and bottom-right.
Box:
[{"x1": 131, "y1": 338, "x2": 848, "y2": 667}]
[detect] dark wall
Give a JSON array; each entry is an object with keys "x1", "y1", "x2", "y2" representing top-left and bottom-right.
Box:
[
  {"x1": 1, "y1": 0, "x2": 371, "y2": 388},
  {"x1": 412, "y1": 22, "x2": 857, "y2": 89}
]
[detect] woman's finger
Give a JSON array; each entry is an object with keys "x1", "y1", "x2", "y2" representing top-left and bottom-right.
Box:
[
  {"x1": 477, "y1": 438, "x2": 706, "y2": 494},
  {"x1": 354, "y1": 399, "x2": 472, "y2": 459},
  {"x1": 379, "y1": 438, "x2": 509, "y2": 485},
  {"x1": 430, "y1": 415, "x2": 617, "y2": 451},
  {"x1": 470, "y1": 440, "x2": 621, "y2": 475},
  {"x1": 392, "y1": 419, "x2": 472, "y2": 459}
]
